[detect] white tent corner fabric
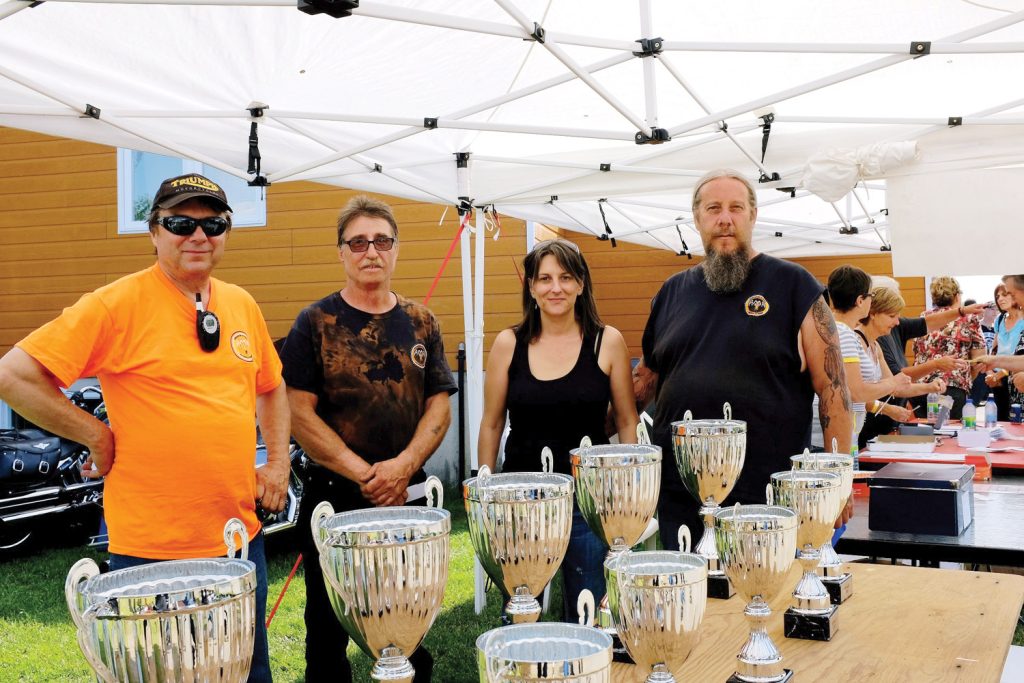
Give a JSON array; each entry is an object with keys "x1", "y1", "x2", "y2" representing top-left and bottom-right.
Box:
[{"x1": 1, "y1": 0, "x2": 1023, "y2": 260}]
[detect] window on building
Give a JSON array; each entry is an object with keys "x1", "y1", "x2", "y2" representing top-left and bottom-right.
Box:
[{"x1": 116, "y1": 149, "x2": 266, "y2": 234}]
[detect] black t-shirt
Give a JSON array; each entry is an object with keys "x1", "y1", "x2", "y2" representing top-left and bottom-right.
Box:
[
  {"x1": 641, "y1": 255, "x2": 823, "y2": 503},
  {"x1": 279, "y1": 292, "x2": 456, "y2": 467},
  {"x1": 503, "y1": 330, "x2": 611, "y2": 475},
  {"x1": 878, "y1": 316, "x2": 927, "y2": 374}
]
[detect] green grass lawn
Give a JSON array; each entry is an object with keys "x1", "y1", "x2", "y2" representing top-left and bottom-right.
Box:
[
  {"x1": 3, "y1": 498, "x2": 1022, "y2": 682},
  {"x1": 0, "y1": 496, "x2": 564, "y2": 682}
]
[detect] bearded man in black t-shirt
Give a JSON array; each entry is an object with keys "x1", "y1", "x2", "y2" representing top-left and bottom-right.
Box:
[
  {"x1": 279, "y1": 195, "x2": 456, "y2": 683},
  {"x1": 635, "y1": 170, "x2": 854, "y2": 550}
]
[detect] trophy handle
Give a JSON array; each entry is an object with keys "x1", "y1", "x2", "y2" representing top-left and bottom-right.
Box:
[
  {"x1": 578, "y1": 435, "x2": 593, "y2": 449},
  {"x1": 65, "y1": 561, "x2": 117, "y2": 683},
  {"x1": 310, "y1": 501, "x2": 335, "y2": 556},
  {"x1": 831, "y1": 437, "x2": 839, "y2": 454},
  {"x1": 636, "y1": 421, "x2": 651, "y2": 445},
  {"x1": 64, "y1": 558, "x2": 99, "y2": 632},
  {"x1": 765, "y1": 484, "x2": 774, "y2": 506},
  {"x1": 577, "y1": 589, "x2": 595, "y2": 627},
  {"x1": 723, "y1": 402, "x2": 732, "y2": 420},
  {"x1": 486, "y1": 656, "x2": 515, "y2": 683},
  {"x1": 425, "y1": 476, "x2": 444, "y2": 508},
  {"x1": 677, "y1": 524, "x2": 691, "y2": 553},
  {"x1": 541, "y1": 447, "x2": 553, "y2": 473},
  {"x1": 223, "y1": 517, "x2": 249, "y2": 560},
  {"x1": 76, "y1": 618, "x2": 118, "y2": 683},
  {"x1": 683, "y1": 409, "x2": 693, "y2": 421}
]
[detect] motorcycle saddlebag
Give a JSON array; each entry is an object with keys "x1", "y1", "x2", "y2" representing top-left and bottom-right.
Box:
[{"x1": 0, "y1": 429, "x2": 62, "y2": 482}]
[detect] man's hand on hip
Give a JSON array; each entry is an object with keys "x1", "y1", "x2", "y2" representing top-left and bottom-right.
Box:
[
  {"x1": 81, "y1": 425, "x2": 115, "y2": 479},
  {"x1": 360, "y1": 456, "x2": 413, "y2": 507},
  {"x1": 255, "y1": 460, "x2": 289, "y2": 513}
]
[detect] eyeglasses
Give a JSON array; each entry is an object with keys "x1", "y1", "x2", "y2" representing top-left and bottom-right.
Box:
[
  {"x1": 340, "y1": 236, "x2": 397, "y2": 252},
  {"x1": 157, "y1": 215, "x2": 230, "y2": 237}
]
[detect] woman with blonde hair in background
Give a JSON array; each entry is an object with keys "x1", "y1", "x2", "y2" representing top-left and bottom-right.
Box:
[{"x1": 858, "y1": 286, "x2": 946, "y2": 447}]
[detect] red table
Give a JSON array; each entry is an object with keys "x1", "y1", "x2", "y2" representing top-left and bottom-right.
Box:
[{"x1": 860, "y1": 420, "x2": 1024, "y2": 471}]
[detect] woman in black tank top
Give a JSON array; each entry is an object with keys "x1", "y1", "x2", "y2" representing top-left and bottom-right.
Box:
[{"x1": 478, "y1": 239, "x2": 639, "y2": 624}]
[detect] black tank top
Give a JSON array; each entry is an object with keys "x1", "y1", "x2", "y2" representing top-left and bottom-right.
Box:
[{"x1": 503, "y1": 329, "x2": 611, "y2": 475}]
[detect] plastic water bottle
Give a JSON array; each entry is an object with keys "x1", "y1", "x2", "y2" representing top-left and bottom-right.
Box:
[
  {"x1": 963, "y1": 398, "x2": 976, "y2": 430},
  {"x1": 926, "y1": 393, "x2": 939, "y2": 421},
  {"x1": 985, "y1": 393, "x2": 998, "y2": 428}
]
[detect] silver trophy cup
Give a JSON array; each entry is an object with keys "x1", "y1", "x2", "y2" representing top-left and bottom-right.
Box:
[
  {"x1": 476, "y1": 623, "x2": 613, "y2": 682},
  {"x1": 464, "y1": 466, "x2": 574, "y2": 623},
  {"x1": 769, "y1": 470, "x2": 844, "y2": 641},
  {"x1": 715, "y1": 505, "x2": 798, "y2": 683},
  {"x1": 672, "y1": 403, "x2": 746, "y2": 600},
  {"x1": 605, "y1": 541, "x2": 708, "y2": 683},
  {"x1": 312, "y1": 499, "x2": 450, "y2": 683},
  {"x1": 65, "y1": 518, "x2": 257, "y2": 683},
  {"x1": 790, "y1": 448, "x2": 854, "y2": 603},
  {"x1": 570, "y1": 442, "x2": 661, "y2": 661}
]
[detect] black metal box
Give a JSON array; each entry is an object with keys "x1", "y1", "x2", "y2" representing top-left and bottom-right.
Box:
[{"x1": 867, "y1": 462, "x2": 974, "y2": 536}]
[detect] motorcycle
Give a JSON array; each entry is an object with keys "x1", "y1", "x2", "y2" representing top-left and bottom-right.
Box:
[
  {"x1": 0, "y1": 386, "x2": 105, "y2": 553},
  {"x1": 255, "y1": 438, "x2": 306, "y2": 537}
]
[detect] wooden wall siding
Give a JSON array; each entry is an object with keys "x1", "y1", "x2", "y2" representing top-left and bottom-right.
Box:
[
  {"x1": 0, "y1": 127, "x2": 531, "y2": 363},
  {"x1": 1, "y1": 127, "x2": 924, "y2": 370}
]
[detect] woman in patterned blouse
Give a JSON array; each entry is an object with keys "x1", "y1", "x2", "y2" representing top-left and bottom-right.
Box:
[{"x1": 913, "y1": 276, "x2": 986, "y2": 419}]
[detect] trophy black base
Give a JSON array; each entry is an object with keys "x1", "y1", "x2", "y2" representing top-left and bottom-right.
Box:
[
  {"x1": 784, "y1": 605, "x2": 838, "y2": 641},
  {"x1": 708, "y1": 574, "x2": 736, "y2": 600},
  {"x1": 727, "y1": 669, "x2": 793, "y2": 683},
  {"x1": 822, "y1": 573, "x2": 853, "y2": 604},
  {"x1": 610, "y1": 633, "x2": 633, "y2": 664}
]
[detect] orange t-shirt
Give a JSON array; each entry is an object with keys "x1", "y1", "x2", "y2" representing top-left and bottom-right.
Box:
[{"x1": 18, "y1": 264, "x2": 282, "y2": 558}]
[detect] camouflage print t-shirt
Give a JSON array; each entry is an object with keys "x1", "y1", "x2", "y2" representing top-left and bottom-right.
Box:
[{"x1": 280, "y1": 292, "x2": 456, "y2": 464}]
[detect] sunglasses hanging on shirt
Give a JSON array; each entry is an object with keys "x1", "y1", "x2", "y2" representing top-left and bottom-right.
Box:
[{"x1": 195, "y1": 293, "x2": 220, "y2": 352}]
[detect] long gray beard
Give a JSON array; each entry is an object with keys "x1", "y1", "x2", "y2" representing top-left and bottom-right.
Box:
[{"x1": 702, "y1": 245, "x2": 752, "y2": 293}]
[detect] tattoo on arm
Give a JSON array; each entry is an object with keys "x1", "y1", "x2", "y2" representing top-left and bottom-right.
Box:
[{"x1": 811, "y1": 297, "x2": 852, "y2": 420}]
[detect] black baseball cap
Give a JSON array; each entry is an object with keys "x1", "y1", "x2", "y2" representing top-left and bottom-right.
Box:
[{"x1": 152, "y1": 173, "x2": 233, "y2": 213}]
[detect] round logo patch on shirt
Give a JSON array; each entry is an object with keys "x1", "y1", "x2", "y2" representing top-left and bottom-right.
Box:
[
  {"x1": 411, "y1": 343, "x2": 428, "y2": 369},
  {"x1": 745, "y1": 295, "x2": 770, "y2": 317},
  {"x1": 230, "y1": 331, "x2": 254, "y2": 362}
]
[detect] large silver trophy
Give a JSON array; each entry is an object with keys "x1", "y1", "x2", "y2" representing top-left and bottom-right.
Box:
[
  {"x1": 65, "y1": 518, "x2": 257, "y2": 683},
  {"x1": 715, "y1": 505, "x2": 798, "y2": 683},
  {"x1": 464, "y1": 466, "x2": 574, "y2": 623},
  {"x1": 476, "y1": 623, "x2": 613, "y2": 683},
  {"x1": 790, "y1": 447, "x2": 854, "y2": 604},
  {"x1": 570, "y1": 441, "x2": 661, "y2": 662},
  {"x1": 768, "y1": 470, "x2": 844, "y2": 642},
  {"x1": 672, "y1": 403, "x2": 746, "y2": 599},
  {"x1": 312, "y1": 483, "x2": 450, "y2": 683},
  {"x1": 604, "y1": 528, "x2": 708, "y2": 683}
]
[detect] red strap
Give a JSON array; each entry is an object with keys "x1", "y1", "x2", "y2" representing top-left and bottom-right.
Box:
[
  {"x1": 423, "y1": 213, "x2": 469, "y2": 306},
  {"x1": 265, "y1": 552, "x2": 303, "y2": 628}
]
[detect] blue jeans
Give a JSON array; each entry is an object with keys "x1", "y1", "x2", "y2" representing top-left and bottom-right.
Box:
[
  {"x1": 109, "y1": 531, "x2": 272, "y2": 683},
  {"x1": 562, "y1": 507, "x2": 607, "y2": 624}
]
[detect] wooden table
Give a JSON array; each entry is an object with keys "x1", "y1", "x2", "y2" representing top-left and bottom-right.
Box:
[
  {"x1": 611, "y1": 562, "x2": 1023, "y2": 682},
  {"x1": 861, "y1": 421, "x2": 1024, "y2": 471},
  {"x1": 837, "y1": 479, "x2": 1024, "y2": 567}
]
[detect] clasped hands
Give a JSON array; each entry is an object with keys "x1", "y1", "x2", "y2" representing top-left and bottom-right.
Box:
[{"x1": 360, "y1": 454, "x2": 414, "y2": 507}]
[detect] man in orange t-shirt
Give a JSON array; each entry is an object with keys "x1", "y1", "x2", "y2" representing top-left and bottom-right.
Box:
[{"x1": 0, "y1": 174, "x2": 289, "y2": 683}]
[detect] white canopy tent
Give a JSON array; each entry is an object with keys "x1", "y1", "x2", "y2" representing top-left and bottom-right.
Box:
[{"x1": 3, "y1": 0, "x2": 1024, "y2": 473}]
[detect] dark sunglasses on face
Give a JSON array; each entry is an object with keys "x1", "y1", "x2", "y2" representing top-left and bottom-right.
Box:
[
  {"x1": 157, "y1": 215, "x2": 230, "y2": 237},
  {"x1": 340, "y1": 236, "x2": 397, "y2": 252}
]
